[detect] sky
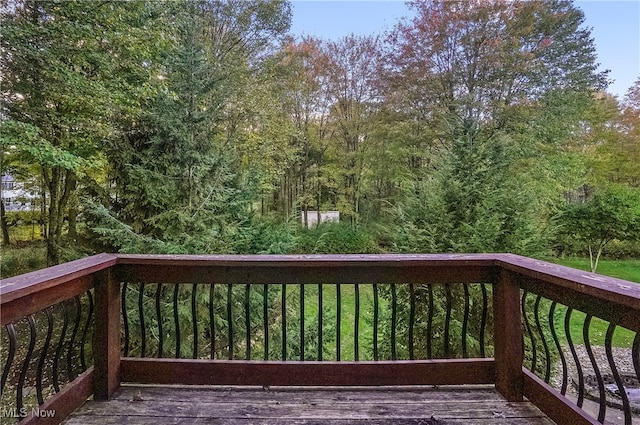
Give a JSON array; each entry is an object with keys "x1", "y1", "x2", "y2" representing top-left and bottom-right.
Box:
[{"x1": 289, "y1": 0, "x2": 640, "y2": 100}]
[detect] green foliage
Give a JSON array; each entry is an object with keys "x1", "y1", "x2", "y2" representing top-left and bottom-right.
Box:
[
  {"x1": 0, "y1": 244, "x2": 47, "y2": 278},
  {"x1": 2, "y1": 210, "x2": 42, "y2": 226},
  {"x1": 293, "y1": 222, "x2": 380, "y2": 254},
  {"x1": 379, "y1": 0, "x2": 609, "y2": 259},
  {"x1": 0, "y1": 0, "x2": 161, "y2": 264},
  {"x1": 234, "y1": 219, "x2": 297, "y2": 254},
  {"x1": 91, "y1": 0, "x2": 292, "y2": 255},
  {"x1": 389, "y1": 132, "x2": 549, "y2": 256},
  {"x1": 558, "y1": 184, "x2": 640, "y2": 271}
]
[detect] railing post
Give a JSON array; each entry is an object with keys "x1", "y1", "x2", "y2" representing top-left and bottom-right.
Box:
[
  {"x1": 93, "y1": 268, "x2": 120, "y2": 400},
  {"x1": 493, "y1": 268, "x2": 523, "y2": 401}
]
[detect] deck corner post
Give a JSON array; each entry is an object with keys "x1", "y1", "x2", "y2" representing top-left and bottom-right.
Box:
[
  {"x1": 493, "y1": 268, "x2": 523, "y2": 401},
  {"x1": 93, "y1": 267, "x2": 121, "y2": 400}
]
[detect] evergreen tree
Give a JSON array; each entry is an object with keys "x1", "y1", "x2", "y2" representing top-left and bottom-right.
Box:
[{"x1": 93, "y1": 0, "x2": 292, "y2": 253}]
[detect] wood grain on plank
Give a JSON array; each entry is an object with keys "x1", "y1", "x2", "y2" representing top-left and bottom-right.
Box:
[{"x1": 63, "y1": 385, "x2": 554, "y2": 425}]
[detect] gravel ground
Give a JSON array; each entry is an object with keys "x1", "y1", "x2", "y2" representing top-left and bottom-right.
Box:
[{"x1": 547, "y1": 345, "x2": 639, "y2": 424}]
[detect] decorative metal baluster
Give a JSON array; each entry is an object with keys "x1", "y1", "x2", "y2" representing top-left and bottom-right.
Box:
[
  {"x1": 245, "y1": 284, "x2": 251, "y2": 360},
  {"x1": 462, "y1": 284, "x2": 470, "y2": 358},
  {"x1": 282, "y1": 283, "x2": 287, "y2": 360},
  {"x1": 139, "y1": 283, "x2": 146, "y2": 357},
  {"x1": 210, "y1": 284, "x2": 215, "y2": 360},
  {"x1": 522, "y1": 291, "x2": 537, "y2": 373},
  {"x1": 533, "y1": 295, "x2": 551, "y2": 382},
  {"x1": 409, "y1": 283, "x2": 415, "y2": 360},
  {"x1": 427, "y1": 285, "x2": 434, "y2": 359},
  {"x1": 391, "y1": 283, "x2": 397, "y2": 360},
  {"x1": 17, "y1": 316, "x2": 37, "y2": 412},
  {"x1": 53, "y1": 302, "x2": 69, "y2": 392},
  {"x1": 605, "y1": 323, "x2": 632, "y2": 425},
  {"x1": 79, "y1": 290, "x2": 94, "y2": 369},
  {"x1": 336, "y1": 283, "x2": 341, "y2": 361},
  {"x1": 584, "y1": 315, "x2": 606, "y2": 422},
  {"x1": 122, "y1": 282, "x2": 130, "y2": 356},
  {"x1": 633, "y1": 333, "x2": 640, "y2": 383},
  {"x1": 565, "y1": 307, "x2": 585, "y2": 407},
  {"x1": 156, "y1": 284, "x2": 164, "y2": 358},
  {"x1": 479, "y1": 283, "x2": 488, "y2": 357},
  {"x1": 264, "y1": 284, "x2": 269, "y2": 360},
  {"x1": 318, "y1": 283, "x2": 323, "y2": 361},
  {"x1": 1, "y1": 324, "x2": 17, "y2": 396},
  {"x1": 37, "y1": 307, "x2": 54, "y2": 404},
  {"x1": 444, "y1": 285, "x2": 452, "y2": 358},
  {"x1": 354, "y1": 283, "x2": 360, "y2": 361},
  {"x1": 65, "y1": 296, "x2": 82, "y2": 380},
  {"x1": 227, "y1": 283, "x2": 233, "y2": 360},
  {"x1": 549, "y1": 302, "x2": 568, "y2": 394},
  {"x1": 373, "y1": 283, "x2": 379, "y2": 361},
  {"x1": 300, "y1": 283, "x2": 305, "y2": 361},
  {"x1": 193, "y1": 283, "x2": 199, "y2": 359},
  {"x1": 173, "y1": 284, "x2": 181, "y2": 358}
]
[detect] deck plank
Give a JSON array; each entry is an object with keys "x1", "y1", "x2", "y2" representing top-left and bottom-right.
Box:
[{"x1": 63, "y1": 385, "x2": 555, "y2": 425}]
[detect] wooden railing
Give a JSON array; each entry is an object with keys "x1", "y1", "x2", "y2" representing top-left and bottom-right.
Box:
[{"x1": 1, "y1": 254, "x2": 639, "y2": 425}]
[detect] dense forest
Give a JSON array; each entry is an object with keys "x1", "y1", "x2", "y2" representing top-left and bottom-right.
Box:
[{"x1": 1, "y1": 0, "x2": 640, "y2": 272}]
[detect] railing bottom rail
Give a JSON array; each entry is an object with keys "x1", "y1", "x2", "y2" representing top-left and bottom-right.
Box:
[{"x1": 120, "y1": 358, "x2": 496, "y2": 387}]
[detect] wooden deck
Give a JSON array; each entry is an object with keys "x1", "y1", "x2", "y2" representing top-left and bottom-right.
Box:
[{"x1": 62, "y1": 384, "x2": 555, "y2": 425}]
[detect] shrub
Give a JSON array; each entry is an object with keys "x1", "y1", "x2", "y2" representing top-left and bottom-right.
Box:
[
  {"x1": 293, "y1": 222, "x2": 380, "y2": 254},
  {"x1": 0, "y1": 243, "x2": 47, "y2": 278}
]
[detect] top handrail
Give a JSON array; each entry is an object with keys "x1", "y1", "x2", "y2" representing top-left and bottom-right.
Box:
[
  {"x1": 1, "y1": 252, "x2": 638, "y2": 300},
  {"x1": 0, "y1": 253, "x2": 117, "y2": 325},
  {"x1": 497, "y1": 254, "x2": 640, "y2": 333},
  {"x1": 113, "y1": 253, "x2": 499, "y2": 284},
  {"x1": 0, "y1": 253, "x2": 117, "y2": 303},
  {"x1": 497, "y1": 254, "x2": 640, "y2": 314},
  {"x1": 114, "y1": 252, "x2": 500, "y2": 264},
  {"x1": 1, "y1": 252, "x2": 638, "y2": 328}
]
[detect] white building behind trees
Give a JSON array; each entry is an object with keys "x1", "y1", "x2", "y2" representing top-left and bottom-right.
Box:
[{"x1": 1, "y1": 174, "x2": 35, "y2": 211}]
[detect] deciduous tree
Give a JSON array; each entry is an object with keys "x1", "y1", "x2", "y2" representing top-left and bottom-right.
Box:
[
  {"x1": 1, "y1": 0, "x2": 154, "y2": 263},
  {"x1": 560, "y1": 184, "x2": 640, "y2": 272}
]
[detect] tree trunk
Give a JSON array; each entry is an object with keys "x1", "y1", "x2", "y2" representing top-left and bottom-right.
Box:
[
  {"x1": 0, "y1": 200, "x2": 10, "y2": 246},
  {"x1": 588, "y1": 244, "x2": 604, "y2": 273},
  {"x1": 46, "y1": 168, "x2": 61, "y2": 266},
  {"x1": 593, "y1": 247, "x2": 603, "y2": 274},
  {"x1": 68, "y1": 200, "x2": 77, "y2": 242},
  {"x1": 67, "y1": 175, "x2": 78, "y2": 242},
  {"x1": 0, "y1": 144, "x2": 8, "y2": 246},
  {"x1": 45, "y1": 167, "x2": 74, "y2": 266}
]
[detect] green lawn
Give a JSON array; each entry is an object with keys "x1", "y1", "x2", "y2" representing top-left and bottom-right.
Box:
[{"x1": 295, "y1": 284, "x2": 379, "y2": 361}]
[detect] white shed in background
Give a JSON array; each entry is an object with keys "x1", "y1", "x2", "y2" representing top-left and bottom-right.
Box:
[{"x1": 302, "y1": 211, "x2": 339, "y2": 228}]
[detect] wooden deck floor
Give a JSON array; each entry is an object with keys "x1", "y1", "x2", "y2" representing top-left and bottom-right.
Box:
[{"x1": 62, "y1": 384, "x2": 555, "y2": 425}]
